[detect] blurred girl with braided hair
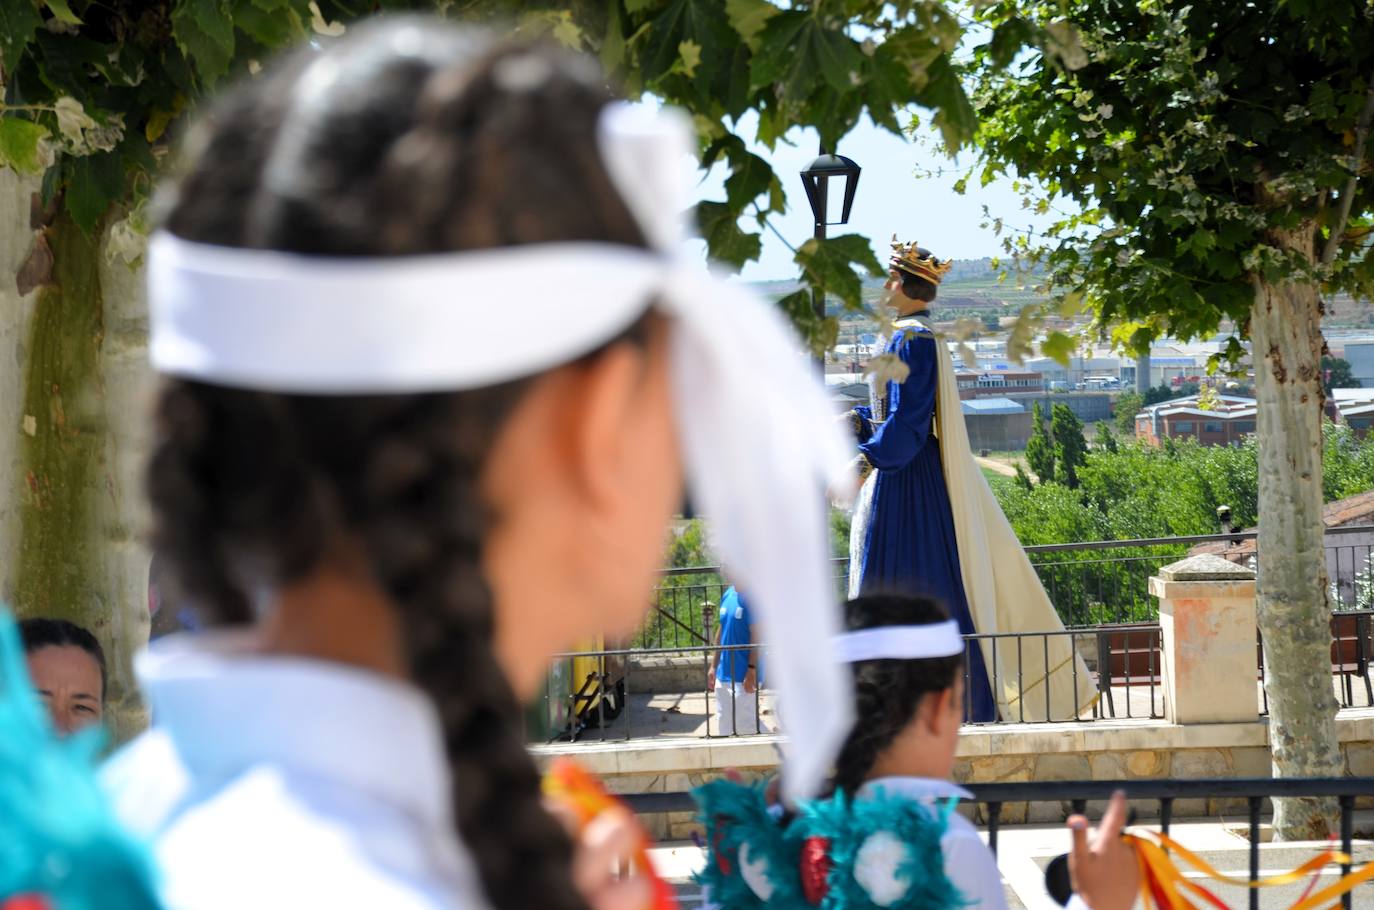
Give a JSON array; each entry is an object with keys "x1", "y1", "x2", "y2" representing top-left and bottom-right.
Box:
[{"x1": 97, "y1": 15, "x2": 855, "y2": 910}]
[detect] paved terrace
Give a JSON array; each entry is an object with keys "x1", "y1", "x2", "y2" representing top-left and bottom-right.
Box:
[{"x1": 538, "y1": 677, "x2": 1369, "y2": 743}]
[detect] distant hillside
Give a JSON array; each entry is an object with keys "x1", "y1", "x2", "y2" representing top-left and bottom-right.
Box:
[{"x1": 748, "y1": 257, "x2": 1043, "y2": 299}]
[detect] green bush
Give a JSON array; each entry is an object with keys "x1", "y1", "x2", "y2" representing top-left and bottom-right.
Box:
[{"x1": 993, "y1": 424, "x2": 1374, "y2": 624}]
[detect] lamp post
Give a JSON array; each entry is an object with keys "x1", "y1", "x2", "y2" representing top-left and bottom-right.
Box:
[{"x1": 800, "y1": 146, "x2": 861, "y2": 372}]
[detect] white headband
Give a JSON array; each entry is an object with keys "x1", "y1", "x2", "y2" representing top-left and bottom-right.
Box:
[
  {"x1": 833, "y1": 621, "x2": 965, "y2": 663},
  {"x1": 146, "y1": 100, "x2": 854, "y2": 803}
]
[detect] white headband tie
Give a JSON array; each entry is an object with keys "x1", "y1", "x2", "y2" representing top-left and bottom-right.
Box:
[
  {"x1": 146, "y1": 100, "x2": 854, "y2": 803},
  {"x1": 833, "y1": 621, "x2": 965, "y2": 663}
]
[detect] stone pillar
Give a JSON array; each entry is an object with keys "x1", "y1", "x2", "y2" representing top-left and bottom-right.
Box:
[
  {"x1": 1149, "y1": 554, "x2": 1258, "y2": 724},
  {"x1": 1137, "y1": 353, "x2": 1152, "y2": 392}
]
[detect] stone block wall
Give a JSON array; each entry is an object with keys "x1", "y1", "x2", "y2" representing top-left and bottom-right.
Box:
[{"x1": 531, "y1": 712, "x2": 1374, "y2": 841}]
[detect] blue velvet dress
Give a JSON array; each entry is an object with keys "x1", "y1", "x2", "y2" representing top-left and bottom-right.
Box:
[{"x1": 853, "y1": 323, "x2": 997, "y2": 722}]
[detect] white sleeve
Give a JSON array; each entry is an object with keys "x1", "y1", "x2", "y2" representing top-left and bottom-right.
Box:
[{"x1": 940, "y1": 830, "x2": 1010, "y2": 910}]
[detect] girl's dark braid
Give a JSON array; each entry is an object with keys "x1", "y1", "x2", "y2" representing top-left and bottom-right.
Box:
[
  {"x1": 828, "y1": 594, "x2": 964, "y2": 798},
  {"x1": 147, "y1": 21, "x2": 648, "y2": 910}
]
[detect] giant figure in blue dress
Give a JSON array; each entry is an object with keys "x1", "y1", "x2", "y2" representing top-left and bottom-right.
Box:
[
  {"x1": 847, "y1": 241, "x2": 996, "y2": 721},
  {"x1": 847, "y1": 239, "x2": 1097, "y2": 725}
]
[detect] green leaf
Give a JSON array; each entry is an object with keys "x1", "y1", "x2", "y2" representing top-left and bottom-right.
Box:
[
  {"x1": 697, "y1": 200, "x2": 762, "y2": 272},
  {"x1": 724, "y1": 150, "x2": 774, "y2": 211},
  {"x1": 172, "y1": 0, "x2": 236, "y2": 86},
  {"x1": 640, "y1": 0, "x2": 730, "y2": 87},
  {"x1": 624, "y1": 0, "x2": 661, "y2": 12},
  {"x1": 724, "y1": 0, "x2": 777, "y2": 51},
  {"x1": 1055, "y1": 290, "x2": 1085, "y2": 317},
  {"x1": 1309, "y1": 81, "x2": 1336, "y2": 119},
  {"x1": 1041, "y1": 331, "x2": 1077, "y2": 366},
  {"x1": 601, "y1": 0, "x2": 628, "y2": 74},
  {"x1": 824, "y1": 233, "x2": 884, "y2": 276},
  {"x1": 42, "y1": 0, "x2": 81, "y2": 25},
  {"x1": 554, "y1": 17, "x2": 584, "y2": 49},
  {"x1": 752, "y1": 14, "x2": 865, "y2": 98},
  {"x1": 918, "y1": 57, "x2": 976, "y2": 150},
  {"x1": 794, "y1": 233, "x2": 880, "y2": 309},
  {"x1": 1180, "y1": 228, "x2": 1217, "y2": 261},
  {"x1": 0, "y1": 118, "x2": 51, "y2": 176},
  {"x1": 64, "y1": 151, "x2": 124, "y2": 234},
  {"x1": 234, "y1": 0, "x2": 306, "y2": 48},
  {"x1": 676, "y1": 39, "x2": 701, "y2": 76},
  {"x1": 0, "y1": 0, "x2": 42, "y2": 76},
  {"x1": 988, "y1": 17, "x2": 1034, "y2": 69}
]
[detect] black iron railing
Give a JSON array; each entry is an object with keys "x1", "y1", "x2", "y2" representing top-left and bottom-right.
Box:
[
  {"x1": 622, "y1": 778, "x2": 1374, "y2": 910},
  {"x1": 641, "y1": 525, "x2": 1374, "y2": 647},
  {"x1": 525, "y1": 627, "x2": 1168, "y2": 743}
]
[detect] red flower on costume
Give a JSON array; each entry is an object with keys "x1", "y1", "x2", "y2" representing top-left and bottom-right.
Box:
[{"x1": 800, "y1": 835, "x2": 833, "y2": 904}]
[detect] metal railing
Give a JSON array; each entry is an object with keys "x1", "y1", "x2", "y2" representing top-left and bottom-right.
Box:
[
  {"x1": 640, "y1": 525, "x2": 1374, "y2": 646},
  {"x1": 526, "y1": 643, "x2": 775, "y2": 745},
  {"x1": 533, "y1": 607, "x2": 1374, "y2": 742},
  {"x1": 623, "y1": 778, "x2": 1374, "y2": 910},
  {"x1": 1257, "y1": 609, "x2": 1374, "y2": 713},
  {"x1": 525, "y1": 627, "x2": 1170, "y2": 743}
]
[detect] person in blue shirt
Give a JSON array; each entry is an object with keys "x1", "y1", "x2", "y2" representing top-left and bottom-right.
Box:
[{"x1": 707, "y1": 587, "x2": 764, "y2": 735}]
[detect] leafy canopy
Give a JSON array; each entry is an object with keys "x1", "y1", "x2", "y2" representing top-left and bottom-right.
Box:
[
  {"x1": 0, "y1": 0, "x2": 1071, "y2": 349},
  {"x1": 966, "y1": 0, "x2": 1374, "y2": 363}
]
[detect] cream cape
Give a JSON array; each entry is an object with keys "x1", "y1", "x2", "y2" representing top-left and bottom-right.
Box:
[{"x1": 850, "y1": 318, "x2": 1097, "y2": 721}]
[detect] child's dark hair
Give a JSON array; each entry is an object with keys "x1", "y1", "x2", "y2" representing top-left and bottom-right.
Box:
[
  {"x1": 830, "y1": 594, "x2": 962, "y2": 797},
  {"x1": 146, "y1": 20, "x2": 648, "y2": 910},
  {"x1": 18, "y1": 618, "x2": 107, "y2": 700}
]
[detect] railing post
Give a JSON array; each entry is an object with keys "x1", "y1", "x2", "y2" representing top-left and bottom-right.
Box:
[{"x1": 1150, "y1": 554, "x2": 1258, "y2": 724}]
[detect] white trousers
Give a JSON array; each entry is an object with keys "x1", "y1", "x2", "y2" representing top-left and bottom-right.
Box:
[{"x1": 713, "y1": 681, "x2": 761, "y2": 736}]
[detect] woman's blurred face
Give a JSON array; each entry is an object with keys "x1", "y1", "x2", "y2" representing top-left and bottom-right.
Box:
[
  {"x1": 483, "y1": 317, "x2": 683, "y2": 698},
  {"x1": 27, "y1": 645, "x2": 104, "y2": 734}
]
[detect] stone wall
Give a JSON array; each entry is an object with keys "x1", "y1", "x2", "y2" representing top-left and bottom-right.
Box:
[{"x1": 530, "y1": 712, "x2": 1374, "y2": 840}]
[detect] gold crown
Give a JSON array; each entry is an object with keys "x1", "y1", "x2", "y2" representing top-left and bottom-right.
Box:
[{"x1": 889, "y1": 235, "x2": 952, "y2": 285}]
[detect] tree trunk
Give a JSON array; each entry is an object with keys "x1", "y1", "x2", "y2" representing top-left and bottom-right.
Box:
[
  {"x1": 1251, "y1": 216, "x2": 1343, "y2": 840},
  {"x1": 1, "y1": 167, "x2": 152, "y2": 743}
]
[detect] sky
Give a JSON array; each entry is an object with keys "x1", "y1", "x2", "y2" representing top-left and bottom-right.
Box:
[{"x1": 690, "y1": 111, "x2": 1061, "y2": 281}]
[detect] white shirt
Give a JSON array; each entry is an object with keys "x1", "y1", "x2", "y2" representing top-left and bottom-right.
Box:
[
  {"x1": 858, "y1": 777, "x2": 1093, "y2": 910},
  {"x1": 102, "y1": 633, "x2": 489, "y2": 910},
  {"x1": 858, "y1": 777, "x2": 1009, "y2": 910}
]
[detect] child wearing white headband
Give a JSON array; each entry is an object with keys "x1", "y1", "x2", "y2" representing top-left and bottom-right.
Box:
[
  {"x1": 102, "y1": 16, "x2": 854, "y2": 910},
  {"x1": 697, "y1": 594, "x2": 1138, "y2": 910}
]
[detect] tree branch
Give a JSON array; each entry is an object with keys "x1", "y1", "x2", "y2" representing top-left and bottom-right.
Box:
[
  {"x1": 1322, "y1": 74, "x2": 1374, "y2": 265},
  {"x1": 758, "y1": 209, "x2": 798, "y2": 254}
]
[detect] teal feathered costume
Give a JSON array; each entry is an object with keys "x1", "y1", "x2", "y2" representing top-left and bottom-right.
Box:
[
  {"x1": 695, "y1": 780, "x2": 966, "y2": 910},
  {"x1": 0, "y1": 610, "x2": 161, "y2": 910}
]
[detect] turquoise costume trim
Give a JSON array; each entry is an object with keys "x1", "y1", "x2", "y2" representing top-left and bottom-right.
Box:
[
  {"x1": 695, "y1": 780, "x2": 807, "y2": 909},
  {"x1": 695, "y1": 780, "x2": 966, "y2": 910},
  {"x1": 0, "y1": 610, "x2": 161, "y2": 910}
]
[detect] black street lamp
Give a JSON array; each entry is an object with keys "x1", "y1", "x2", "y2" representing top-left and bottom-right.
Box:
[{"x1": 800, "y1": 147, "x2": 861, "y2": 371}]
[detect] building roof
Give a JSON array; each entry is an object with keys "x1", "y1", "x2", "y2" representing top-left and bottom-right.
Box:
[
  {"x1": 1190, "y1": 489, "x2": 1374, "y2": 560},
  {"x1": 961, "y1": 398, "x2": 1026, "y2": 416},
  {"x1": 1137, "y1": 394, "x2": 1258, "y2": 421}
]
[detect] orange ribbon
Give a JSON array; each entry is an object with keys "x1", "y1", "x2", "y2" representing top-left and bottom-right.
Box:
[
  {"x1": 1126, "y1": 829, "x2": 1374, "y2": 910},
  {"x1": 542, "y1": 757, "x2": 679, "y2": 910}
]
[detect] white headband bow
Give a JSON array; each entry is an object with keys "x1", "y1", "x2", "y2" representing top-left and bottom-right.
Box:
[
  {"x1": 832, "y1": 621, "x2": 965, "y2": 664},
  {"x1": 147, "y1": 101, "x2": 854, "y2": 802}
]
